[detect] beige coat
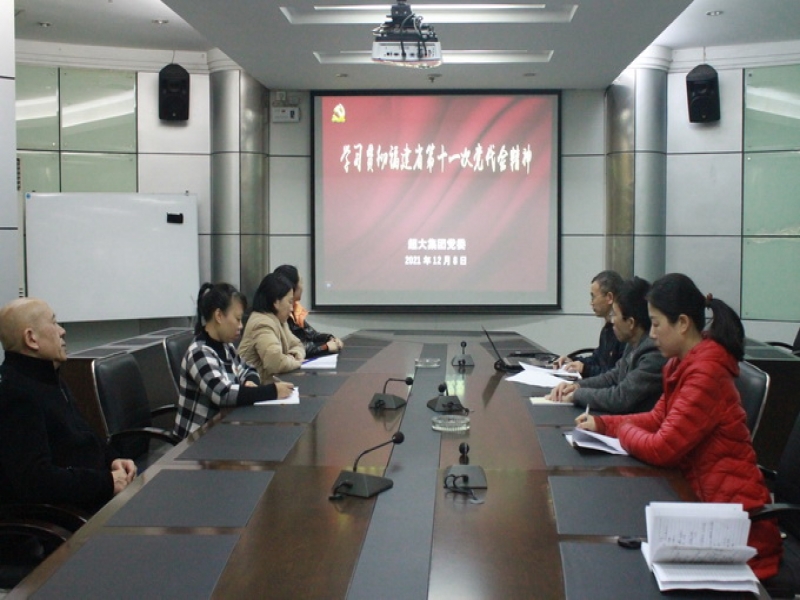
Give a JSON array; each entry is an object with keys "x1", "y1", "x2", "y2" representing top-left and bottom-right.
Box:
[{"x1": 238, "y1": 311, "x2": 305, "y2": 380}]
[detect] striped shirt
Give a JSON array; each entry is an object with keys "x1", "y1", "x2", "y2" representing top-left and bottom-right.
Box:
[{"x1": 173, "y1": 332, "x2": 260, "y2": 439}]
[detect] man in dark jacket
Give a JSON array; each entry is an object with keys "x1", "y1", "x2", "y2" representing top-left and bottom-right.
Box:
[
  {"x1": 555, "y1": 270, "x2": 626, "y2": 377},
  {"x1": 0, "y1": 298, "x2": 136, "y2": 512}
]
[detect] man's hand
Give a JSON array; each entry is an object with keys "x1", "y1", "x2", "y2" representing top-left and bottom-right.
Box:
[
  {"x1": 562, "y1": 360, "x2": 585, "y2": 374},
  {"x1": 548, "y1": 382, "x2": 579, "y2": 403},
  {"x1": 110, "y1": 459, "x2": 137, "y2": 495}
]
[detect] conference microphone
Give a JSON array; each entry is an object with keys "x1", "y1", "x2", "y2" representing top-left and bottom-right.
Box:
[
  {"x1": 451, "y1": 340, "x2": 475, "y2": 367},
  {"x1": 444, "y1": 440, "x2": 488, "y2": 492},
  {"x1": 369, "y1": 376, "x2": 414, "y2": 410},
  {"x1": 427, "y1": 382, "x2": 467, "y2": 413},
  {"x1": 329, "y1": 432, "x2": 405, "y2": 499}
]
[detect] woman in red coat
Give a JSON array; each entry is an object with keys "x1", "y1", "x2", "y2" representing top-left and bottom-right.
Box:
[{"x1": 576, "y1": 273, "x2": 782, "y2": 580}]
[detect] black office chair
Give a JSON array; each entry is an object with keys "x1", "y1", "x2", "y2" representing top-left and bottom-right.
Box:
[
  {"x1": 92, "y1": 353, "x2": 180, "y2": 472},
  {"x1": 766, "y1": 326, "x2": 800, "y2": 356},
  {"x1": 162, "y1": 330, "x2": 194, "y2": 395},
  {"x1": 734, "y1": 360, "x2": 770, "y2": 439},
  {"x1": 751, "y1": 408, "x2": 800, "y2": 598},
  {"x1": 567, "y1": 347, "x2": 594, "y2": 361},
  {"x1": 0, "y1": 504, "x2": 88, "y2": 589}
]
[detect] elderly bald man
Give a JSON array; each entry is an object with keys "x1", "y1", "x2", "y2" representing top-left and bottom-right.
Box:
[{"x1": 0, "y1": 298, "x2": 136, "y2": 512}]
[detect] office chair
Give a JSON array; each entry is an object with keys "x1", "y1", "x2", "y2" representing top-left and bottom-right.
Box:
[
  {"x1": 567, "y1": 347, "x2": 594, "y2": 361},
  {"x1": 92, "y1": 353, "x2": 180, "y2": 472},
  {"x1": 766, "y1": 326, "x2": 800, "y2": 356},
  {"x1": 751, "y1": 408, "x2": 800, "y2": 598},
  {"x1": 162, "y1": 330, "x2": 194, "y2": 395},
  {"x1": 734, "y1": 361, "x2": 770, "y2": 439},
  {"x1": 0, "y1": 504, "x2": 88, "y2": 589}
]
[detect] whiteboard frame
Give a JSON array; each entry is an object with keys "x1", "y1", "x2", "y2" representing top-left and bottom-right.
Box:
[{"x1": 25, "y1": 193, "x2": 200, "y2": 323}]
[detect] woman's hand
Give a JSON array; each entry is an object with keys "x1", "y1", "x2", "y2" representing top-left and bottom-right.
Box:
[
  {"x1": 275, "y1": 381, "x2": 295, "y2": 399},
  {"x1": 574, "y1": 414, "x2": 597, "y2": 431}
]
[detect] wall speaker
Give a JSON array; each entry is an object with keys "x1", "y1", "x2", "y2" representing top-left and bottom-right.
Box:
[
  {"x1": 159, "y1": 63, "x2": 190, "y2": 121},
  {"x1": 686, "y1": 64, "x2": 720, "y2": 123}
]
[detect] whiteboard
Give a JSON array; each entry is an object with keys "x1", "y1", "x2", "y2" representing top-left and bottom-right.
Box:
[{"x1": 25, "y1": 193, "x2": 200, "y2": 322}]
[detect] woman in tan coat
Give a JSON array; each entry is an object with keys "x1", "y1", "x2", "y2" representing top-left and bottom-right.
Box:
[{"x1": 239, "y1": 273, "x2": 305, "y2": 381}]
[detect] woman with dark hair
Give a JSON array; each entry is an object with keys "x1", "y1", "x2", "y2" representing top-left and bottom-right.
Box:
[
  {"x1": 576, "y1": 273, "x2": 782, "y2": 580},
  {"x1": 173, "y1": 282, "x2": 294, "y2": 439},
  {"x1": 238, "y1": 273, "x2": 306, "y2": 381},
  {"x1": 273, "y1": 265, "x2": 344, "y2": 358},
  {"x1": 549, "y1": 277, "x2": 666, "y2": 413}
]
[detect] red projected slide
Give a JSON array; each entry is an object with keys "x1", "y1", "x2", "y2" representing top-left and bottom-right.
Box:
[{"x1": 313, "y1": 93, "x2": 559, "y2": 310}]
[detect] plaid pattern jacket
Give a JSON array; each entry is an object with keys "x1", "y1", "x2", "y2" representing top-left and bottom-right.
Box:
[{"x1": 173, "y1": 332, "x2": 260, "y2": 439}]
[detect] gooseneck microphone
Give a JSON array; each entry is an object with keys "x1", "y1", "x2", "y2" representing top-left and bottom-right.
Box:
[
  {"x1": 369, "y1": 376, "x2": 414, "y2": 410},
  {"x1": 427, "y1": 382, "x2": 467, "y2": 413},
  {"x1": 330, "y1": 432, "x2": 405, "y2": 499},
  {"x1": 451, "y1": 340, "x2": 475, "y2": 367}
]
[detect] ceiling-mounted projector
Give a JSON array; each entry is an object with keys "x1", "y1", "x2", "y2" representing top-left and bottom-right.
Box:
[{"x1": 372, "y1": 0, "x2": 442, "y2": 68}]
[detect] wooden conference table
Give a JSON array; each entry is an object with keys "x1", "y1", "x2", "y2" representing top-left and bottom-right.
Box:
[{"x1": 12, "y1": 330, "x2": 760, "y2": 599}]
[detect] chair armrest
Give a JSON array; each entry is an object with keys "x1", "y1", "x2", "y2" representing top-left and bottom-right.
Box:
[
  {"x1": 109, "y1": 427, "x2": 180, "y2": 447},
  {"x1": 151, "y1": 404, "x2": 177, "y2": 419},
  {"x1": 0, "y1": 504, "x2": 88, "y2": 532},
  {"x1": 766, "y1": 341, "x2": 794, "y2": 351},
  {"x1": 749, "y1": 503, "x2": 800, "y2": 521},
  {"x1": 760, "y1": 465, "x2": 777, "y2": 481},
  {"x1": 567, "y1": 348, "x2": 594, "y2": 360},
  {"x1": 0, "y1": 519, "x2": 73, "y2": 546}
]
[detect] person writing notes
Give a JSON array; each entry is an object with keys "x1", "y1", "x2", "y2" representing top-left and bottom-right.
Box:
[
  {"x1": 239, "y1": 273, "x2": 306, "y2": 381},
  {"x1": 575, "y1": 273, "x2": 782, "y2": 580},
  {"x1": 173, "y1": 283, "x2": 294, "y2": 439},
  {"x1": 273, "y1": 265, "x2": 344, "y2": 359},
  {"x1": 548, "y1": 277, "x2": 666, "y2": 414},
  {"x1": 554, "y1": 270, "x2": 625, "y2": 375},
  {"x1": 0, "y1": 298, "x2": 136, "y2": 512}
]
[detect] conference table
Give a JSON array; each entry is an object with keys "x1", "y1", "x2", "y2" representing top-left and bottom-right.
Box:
[{"x1": 11, "y1": 330, "x2": 766, "y2": 599}]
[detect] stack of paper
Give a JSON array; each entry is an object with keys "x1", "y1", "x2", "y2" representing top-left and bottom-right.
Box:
[
  {"x1": 565, "y1": 428, "x2": 628, "y2": 455},
  {"x1": 301, "y1": 354, "x2": 338, "y2": 369},
  {"x1": 641, "y1": 502, "x2": 758, "y2": 594}
]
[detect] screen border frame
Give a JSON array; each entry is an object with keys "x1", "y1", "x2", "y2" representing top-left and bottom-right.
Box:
[{"x1": 309, "y1": 88, "x2": 563, "y2": 314}]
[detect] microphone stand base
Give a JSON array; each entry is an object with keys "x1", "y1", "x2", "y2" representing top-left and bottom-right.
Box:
[
  {"x1": 332, "y1": 471, "x2": 394, "y2": 498},
  {"x1": 369, "y1": 393, "x2": 407, "y2": 410},
  {"x1": 427, "y1": 395, "x2": 465, "y2": 413},
  {"x1": 444, "y1": 465, "x2": 488, "y2": 489},
  {"x1": 451, "y1": 354, "x2": 474, "y2": 367}
]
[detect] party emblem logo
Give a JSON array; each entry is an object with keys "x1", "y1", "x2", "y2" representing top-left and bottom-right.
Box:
[{"x1": 331, "y1": 103, "x2": 346, "y2": 123}]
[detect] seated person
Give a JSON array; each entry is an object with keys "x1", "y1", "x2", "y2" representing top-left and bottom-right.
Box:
[
  {"x1": 547, "y1": 277, "x2": 666, "y2": 414},
  {"x1": 239, "y1": 273, "x2": 306, "y2": 381},
  {"x1": 274, "y1": 264, "x2": 344, "y2": 359},
  {"x1": 576, "y1": 273, "x2": 782, "y2": 580},
  {"x1": 173, "y1": 283, "x2": 294, "y2": 439},
  {"x1": 555, "y1": 270, "x2": 625, "y2": 376},
  {"x1": 0, "y1": 298, "x2": 136, "y2": 512}
]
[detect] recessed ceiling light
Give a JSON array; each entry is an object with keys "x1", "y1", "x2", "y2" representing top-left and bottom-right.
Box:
[
  {"x1": 705, "y1": 10, "x2": 723, "y2": 17},
  {"x1": 37, "y1": 22, "x2": 52, "y2": 28},
  {"x1": 335, "y1": 73, "x2": 349, "y2": 78},
  {"x1": 152, "y1": 19, "x2": 170, "y2": 25},
  {"x1": 523, "y1": 72, "x2": 536, "y2": 77}
]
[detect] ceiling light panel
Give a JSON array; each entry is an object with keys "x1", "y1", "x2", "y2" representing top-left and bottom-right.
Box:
[
  {"x1": 281, "y1": 4, "x2": 576, "y2": 25},
  {"x1": 314, "y1": 49, "x2": 553, "y2": 65}
]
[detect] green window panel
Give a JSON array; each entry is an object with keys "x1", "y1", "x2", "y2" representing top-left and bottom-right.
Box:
[
  {"x1": 18, "y1": 151, "x2": 60, "y2": 193},
  {"x1": 60, "y1": 68, "x2": 136, "y2": 153},
  {"x1": 16, "y1": 65, "x2": 59, "y2": 151},
  {"x1": 742, "y1": 237, "x2": 800, "y2": 321},
  {"x1": 743, "y1": 151, "x2": 800, "y2": 235},
  {"x1": 61, "y1": 153, "x2": 137, "y2": 192},
  {"x1": 744, "y1": 65, "x2": 800, "y2": 152}
]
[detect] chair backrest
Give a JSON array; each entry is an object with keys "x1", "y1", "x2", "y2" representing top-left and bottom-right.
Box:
[
  {"x1": 91, "y1": 353, "x2": 152, "y2": 459},
  {"x1": 793, "y1": 326, "x2": 800, "y2": 353},
  {"x1": 734, "y1": 360, "x2": 769, "y2": 439},
  {"x1": 162, "y1": 330, "x2": 194, "y2": 393},
  {"x1": 775, "y1": 410, "x2": 800, "y2": 539}
]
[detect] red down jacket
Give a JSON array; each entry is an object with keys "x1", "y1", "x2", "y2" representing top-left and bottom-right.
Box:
[{"x1": 594, "y1": 337, "x2": 782, "y2": 579}]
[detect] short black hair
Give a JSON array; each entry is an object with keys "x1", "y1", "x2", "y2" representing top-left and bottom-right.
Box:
[
  {"x1": 615, "y1": 277, "x2": 651, "y2": 330},
  {"x1": 592, "y1": 270, "x2": 624, "y2": 296}
]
